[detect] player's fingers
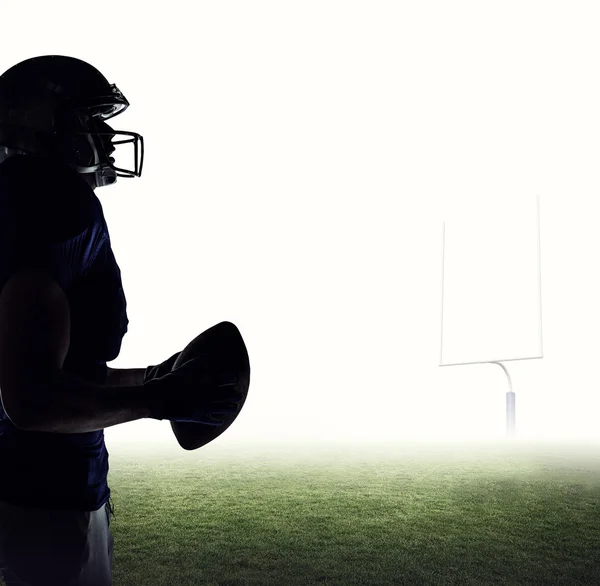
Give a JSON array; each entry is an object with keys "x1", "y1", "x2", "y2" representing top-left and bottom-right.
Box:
[
  {"x1": 210, "y1": 402, "x2": 240, "y2": 414},
  {"x1": 202, "y1": 419, "x2": 224, "y2": 427},
  {"x1": 216, "y1": 375, "x2": 239, "y2": 386}
]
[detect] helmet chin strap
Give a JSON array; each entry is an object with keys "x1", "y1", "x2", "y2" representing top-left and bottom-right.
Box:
[
  {"x1": 0, "y1": 144, "x2": 117, "y2": 190},
  {"x1": 0, "y1": 127, "x2": 122, "y2": 189},
  {"x1": 93, "y1": 166, "x2": 118, "y2": 187}
]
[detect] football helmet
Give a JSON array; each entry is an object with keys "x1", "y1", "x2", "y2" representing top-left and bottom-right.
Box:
[{"x1": 0, "y1": 55, "x2": 144, "y2": 188}]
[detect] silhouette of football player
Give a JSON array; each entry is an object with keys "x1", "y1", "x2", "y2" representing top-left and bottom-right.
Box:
[{"x1": 0, "y1": 55, "x2": 247, "y2": 586}]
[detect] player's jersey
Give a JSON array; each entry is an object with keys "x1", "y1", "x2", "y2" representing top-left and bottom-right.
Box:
[{"x1": 0, "y1": 154, "x2": 128, "y2": 512}]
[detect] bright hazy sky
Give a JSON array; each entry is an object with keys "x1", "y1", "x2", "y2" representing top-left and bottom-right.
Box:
[{"x1": 5, "y1": 1, "x2": 600, "y2": 445}]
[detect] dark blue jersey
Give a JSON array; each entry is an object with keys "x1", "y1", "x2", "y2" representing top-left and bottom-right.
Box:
[{"x1": 0, "y1": 154, "x2": 129, "y2": 512}]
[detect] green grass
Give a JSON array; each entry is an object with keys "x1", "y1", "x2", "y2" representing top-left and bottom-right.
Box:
[
  {"x1": 104, "y1": 441, "x2": 600, "y2": 585},
  {"x1": 2, "y1": 441, "x2": 600, "y2": 585}
]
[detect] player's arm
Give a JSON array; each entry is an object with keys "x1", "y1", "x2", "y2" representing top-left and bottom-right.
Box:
[
  {"x1": 0, "y1": 269, "x2": 152, "y2": 434},
  {"x1": 106, "y1": 367, "x2": 146, "y2": 387}
]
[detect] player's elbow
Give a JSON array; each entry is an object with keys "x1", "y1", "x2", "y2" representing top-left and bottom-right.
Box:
[
  {"x1": 0, "y1": 384, "x2": 34, "y2": 430},
  {"x1": 1, "y1": 374, "x2": 63, "y2": 432}
]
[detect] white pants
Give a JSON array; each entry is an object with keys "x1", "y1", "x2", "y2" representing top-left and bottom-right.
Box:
[{"x1": 0, "y1": 499, "x2": 114, "y2": 586}]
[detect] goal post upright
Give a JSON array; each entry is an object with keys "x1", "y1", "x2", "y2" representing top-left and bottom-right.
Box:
[{"x1": 439, "y1": 196, "x2": 543, "y2": 438}]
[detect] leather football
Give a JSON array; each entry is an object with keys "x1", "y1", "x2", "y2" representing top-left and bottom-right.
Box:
[{"x1": 170, "y1": 321, "x2": 250, "y2": 450}]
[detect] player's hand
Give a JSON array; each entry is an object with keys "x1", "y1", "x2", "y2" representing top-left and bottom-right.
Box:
[
  {"x1": 144, "y1": 357, "x2": 243, "y2": 426},
  {"x1": 143, "y1": 351, "x2": 182, "y2": 383}
]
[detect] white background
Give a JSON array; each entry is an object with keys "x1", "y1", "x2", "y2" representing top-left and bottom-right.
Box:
[
  {"x1": 441, "y1": 196, "x2": 543, "y2": 366},
  {"x1": 5, "y1": 1, "x2": 600, "y2": 445}
]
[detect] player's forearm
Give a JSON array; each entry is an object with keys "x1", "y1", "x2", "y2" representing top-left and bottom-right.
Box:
[
  {"x1": 106, "y1": 366, "x2": 146, "y2": 387},
  {"x1": 20, "y1": 370, "x2": 153, "y2": 434}
]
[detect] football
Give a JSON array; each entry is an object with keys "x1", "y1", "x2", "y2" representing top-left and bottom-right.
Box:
[{"x1": 170, "y1": 321, "x2": 250, "y2": 450}]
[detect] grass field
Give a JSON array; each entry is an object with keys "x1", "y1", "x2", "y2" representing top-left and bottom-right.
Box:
[
  {"x1": 2, "y1": 440, "x2": 600, "y2": 585},
  {"x1": 98, "y1": 440, "x2": 600, "y2": 586}
]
